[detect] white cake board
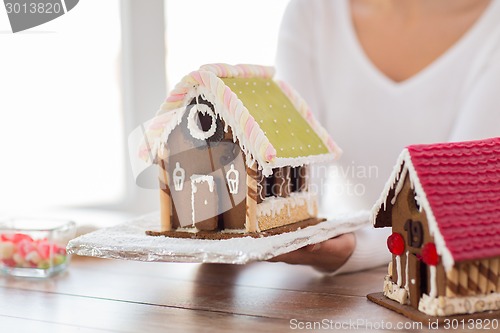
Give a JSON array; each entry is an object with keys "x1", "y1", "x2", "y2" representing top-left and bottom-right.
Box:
[{"x1": 67, "y1": 211, "x2": 370, "y2": 264}]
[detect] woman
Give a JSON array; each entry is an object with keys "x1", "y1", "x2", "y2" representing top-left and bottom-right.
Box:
[{"x1": 273, "y1": 0, "x2": 500, "y2": 273}]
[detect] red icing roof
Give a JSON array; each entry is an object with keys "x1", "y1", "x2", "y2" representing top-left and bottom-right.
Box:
[{"x1": 407, "y1": 137, "x2": 500, "y2": 263}]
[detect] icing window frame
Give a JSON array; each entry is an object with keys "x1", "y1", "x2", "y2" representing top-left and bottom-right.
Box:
[
  {"x1": 187, "y1": 104, "x2": 218, "y2": 141},
  {"x1": 187, "y1": 96, "x2": 224, "y2": 143}
]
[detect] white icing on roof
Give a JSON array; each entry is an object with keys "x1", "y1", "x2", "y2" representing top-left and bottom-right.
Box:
[{"x1": 371, "y1": 149, "x2": 455, "y2": 272}]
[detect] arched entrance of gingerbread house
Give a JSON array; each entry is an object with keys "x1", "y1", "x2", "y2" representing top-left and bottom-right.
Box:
[
  {"x1": 408, "y1": 253, "x2": 429, "y2": 308},
  {"x1": 190, "y1": 175, "x2": 218, "y2": 230}
]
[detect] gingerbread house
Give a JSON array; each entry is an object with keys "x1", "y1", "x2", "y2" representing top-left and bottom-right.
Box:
[
  {"x1": 140, "y1": 64, "x2": 341, "y2": 238},
  {"x1": 371, "y1": 137, "x2": 500, "y2": 317}
]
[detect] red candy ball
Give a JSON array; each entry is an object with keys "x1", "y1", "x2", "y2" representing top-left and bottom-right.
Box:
[
  {"x1": 387, "y1": 232, "x2": 405, "y2": 255},
  {"x1": 422, "y1": 242, "x2": 439, "y2": 266}
]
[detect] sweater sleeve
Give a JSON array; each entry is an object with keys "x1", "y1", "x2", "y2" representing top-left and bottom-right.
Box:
[
  {"x1": 332, "y1": 226, "x2": 392, "y2": 275},
  {"x1": 275, "y1": 0, "x2": 322, "y2": 114},
  {"x1": 275, "y1": 0, "x2": 392, "y2": 275}
]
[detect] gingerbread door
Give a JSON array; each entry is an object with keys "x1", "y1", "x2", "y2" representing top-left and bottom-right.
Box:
[
  {"x1": 408, "y1": 253, "x2": 429, "y2": 308},
  {"x1": 190, "y1": 175, "x2": 218, "y2": 230}
]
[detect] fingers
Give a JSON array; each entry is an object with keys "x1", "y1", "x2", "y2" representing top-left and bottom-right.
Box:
[
  {"x1": 306, "y1": 243, "x2": 321, "y2": 252},
  {"x1": 316, "y1": 234, "x2": 356, "y2": 257},
  {"x1": 268, "y1": 233, "x2": 357, "y2": 273},
  {"x1": 269, "y1": 248, "x2": 312, "y2": 264}
]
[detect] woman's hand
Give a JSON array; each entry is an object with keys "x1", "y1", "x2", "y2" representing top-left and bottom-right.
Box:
[{"x1": 268, "y1": 233, "x2": 356, "y2": 273}]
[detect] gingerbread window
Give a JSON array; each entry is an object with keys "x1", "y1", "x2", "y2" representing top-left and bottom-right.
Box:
[
  {"x1": 407, "y1": 188, "x2": 421, "y2": 212},
  {"x1": 259, "y1": 167, "x2": 295, "y2": 198},
  {"x1": 264, "y1": 174, "x2": 274, "y2": 198},
  {"x1": 290, "y1": 166, "x2": 308, "y2": 192},
  {"x1": 187, "y1": 96, "x2": 224, "y2": 143}
]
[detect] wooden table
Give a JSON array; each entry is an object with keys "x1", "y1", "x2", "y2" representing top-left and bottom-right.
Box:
[{"x1": 0, "y1": 256, "x2": 473, "y2": 332}]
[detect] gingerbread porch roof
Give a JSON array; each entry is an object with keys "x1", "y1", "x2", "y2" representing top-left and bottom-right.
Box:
[
  {"x1": 139, "y1": 64, "x2": 341, "y2": 177},
  {"x1": 372, "y1": 137, "x2": 500, "y2": 271}
]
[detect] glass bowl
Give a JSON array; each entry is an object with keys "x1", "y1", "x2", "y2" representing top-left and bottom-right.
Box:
[{"x1": 0, "y1": 218, "x2": 76, "y2": 278}]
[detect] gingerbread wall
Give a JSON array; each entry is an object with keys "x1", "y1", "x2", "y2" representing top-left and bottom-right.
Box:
[
  {"x1": 159, "y1": 98, "x2": 247, "y2": 231},
  {"x1": 391, "y1": 176, "x2": 500, "y2": 307},
  {"x1": 390, "y1": 176, "x2": 446, "y2": 308},
  {"x1": 445, "y1": 257, "x2": 500, "y2": 297}
]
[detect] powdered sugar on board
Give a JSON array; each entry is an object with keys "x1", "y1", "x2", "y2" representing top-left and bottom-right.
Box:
[{"x1": 67, "y1": 211, "x2": 370, "y2": 264}]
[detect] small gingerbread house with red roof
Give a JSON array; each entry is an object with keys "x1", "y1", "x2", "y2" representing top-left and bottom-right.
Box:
[
  {"x1": 371, "y1": 137, "x2": 500, "y2": 317},
  {"x1": 140, "y1": 64, "x2": 341, "y2": 238}
]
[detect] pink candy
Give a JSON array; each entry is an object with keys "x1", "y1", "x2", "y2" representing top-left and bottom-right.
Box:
[{"x1": 0, "y1": 233, "x2": 67, "y2": 269}]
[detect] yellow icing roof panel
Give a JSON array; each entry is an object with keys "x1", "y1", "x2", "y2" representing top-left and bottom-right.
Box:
[{"x1": 221, "y1": 77, "x2": 328, "y2": 158}]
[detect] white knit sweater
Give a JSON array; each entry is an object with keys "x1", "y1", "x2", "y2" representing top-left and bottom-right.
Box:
[{"x1": 276, "y1": 0, "x2": 500, "y2": 274}]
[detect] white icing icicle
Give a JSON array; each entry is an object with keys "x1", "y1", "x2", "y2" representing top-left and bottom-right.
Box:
[
  {"x1": 391, "y1": 164, "x2": 408, "y2": 205},
  {"x1": 371, "y1": 149, "x2": 455, "y2": 272},
  {"x1": 190, "y1": 174, "x2": 214, "y2": 192},
  {"x1": 415, "y1": 193, "x2": 424, "y2": 212},
  {"x1": 396, "y1": 255, "x2": 402, "y2": 287},
  {"x1": 258, "y1": 196, "x2": 287, "y2": 218},
  {"x1": 190, "y1": 180, "x2": 196, "y2": 226},
  {"x1": 256, "y1": 192, "x2": 316, "y2": 218},
  {"x1": 404, "y1": 251, "x2": 409, "y2": 291},
  {"x1": 429, "y1": 265, "x2": 437, "y2": 298}
]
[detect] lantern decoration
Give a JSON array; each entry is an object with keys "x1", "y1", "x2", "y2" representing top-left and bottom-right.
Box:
[
  {"x1": 226, "y1": 164, "x2": 239, "y2": 195},
  {"x1": 387, "y1": 232, "x2": 405, "y2": 255},
  {"x1": 421, "y1": 242, "x2": 439, "y2": 266},
  {"x1": 173, "y1": 162, "x2": 185, "y2": 191}
]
